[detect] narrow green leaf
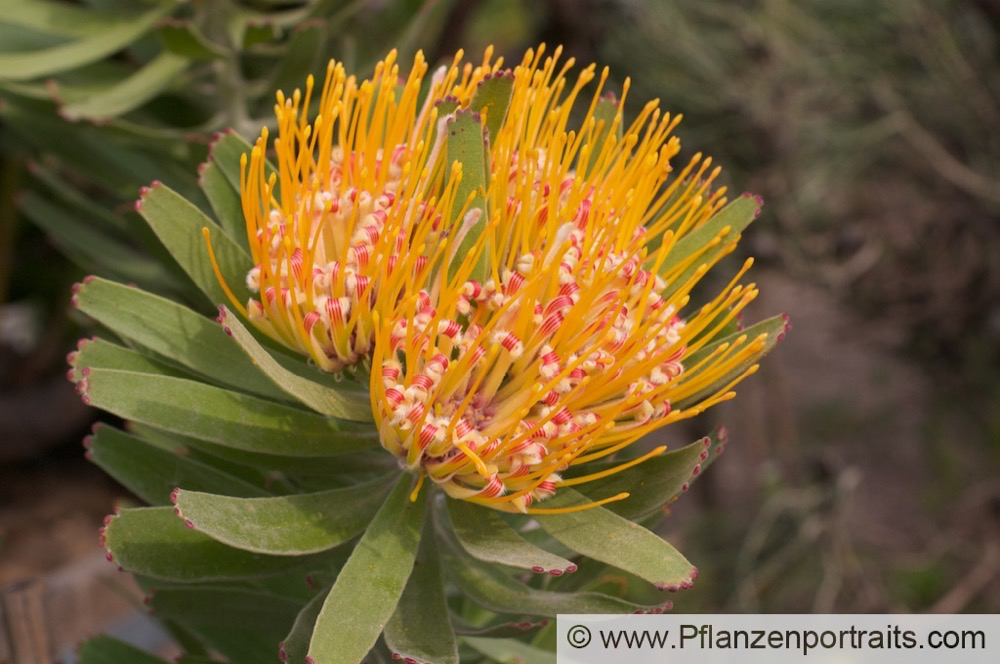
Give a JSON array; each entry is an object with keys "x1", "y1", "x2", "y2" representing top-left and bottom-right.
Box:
[
  {"x1": 445, "y1": 109, "x2": 490, "y2": 282},
  {"x1": 467, "y1": 70, "x2": 514, "y2": 146},
  {"x1": 308, "y1": 475, "x2": 426, "y2": 663},
  {"x1": 136, "y1": 181, "x2": 252, "y2": 309},
  {"x1": 209, "y1": 130, "x2": 278, "y2": 197},
  {"x1": 450, "y1": 615, "x2": 548, "y2": 638},
  {"x1": 448, "y1": 500, "x2": 576, "y2": 575},
  {"x1": 384, "y1": 520, "x2": 459, "y2": 664},
  {"x1": 129, "y1": 423, "x2": 395, "y2": 479},
  {"x1": 159, "y1": 20, "x2": 228, "y2": 60},
  {"x1": 77, "y1": 635, "x2": 168, "y2": 664},
  {"x1": 61, "y1": 52, "x2": 190, "y2": 120},
  {"x1": 19, "y1": 193, "x2": 176, "y2": 287},
  {"x1": 674, "y1": 314, "x2": 787, "y2": 410},
  {"x1": 534, "y1": 488, "x2": 696, "y2": 591},
  {"x1": 198, "y1": 160, "x2": 249, "y2": 251},
  {"x1": 172, "y1": 475, "x2": 394, "y2": 555},
  {"x1": 0, "y1": 1, "x2": 125, "y2": 39},
  {"x1": 464, "y1": 637, "x2": 556, "y2": 664},
  {"x1": 76, "y1": 369, "x2": 378, "y2": 456},
  {"x1": 659, "y1": 195, "x2": 761, "y2": 289},
  {"x1": 581, "y1": 93, "x2": 622, "y2": 177},
  {"x1": 279, "y1": 587, "x2": 328, "y2": 664},
  {"x1": 442, "y1": 539, "x2": 664, "y2": 616},
  {"x1": 217, "y1": 306, "x2": 373, "y2": 421},
  {"x1": 104, "y1": 507, "x2": 315, "y2": 582},
  {"x1": 74, "y1": 278, "x2": 287, "y2": 400},
  {"x1": 0, "y1": 4, "x2": 173, "y2": 81},
  {"x1": 89, "y1": 425, "x2": 268, "y2": 505},
  {"x1": 69, "y1": 337, "x2": 188, "y2": 381},
  {"x1": 263, "y1": 21, "x2": 327, "y2": 110},
  {"x1": 573, "y1": 434, "x2": 719, "y2": 521},
  {"x1": 149, "y1": 586, "x2": 300, "y2": 662}
]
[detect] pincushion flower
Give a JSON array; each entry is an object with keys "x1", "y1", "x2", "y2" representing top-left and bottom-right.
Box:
[{"x1": 210, "y1": 45, "x2": 777, "y2": 514}]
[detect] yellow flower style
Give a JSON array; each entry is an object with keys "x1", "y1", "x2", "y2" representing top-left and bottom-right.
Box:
[{"x1": 218, "y1": 46, "x2": 776, "y2": 513}]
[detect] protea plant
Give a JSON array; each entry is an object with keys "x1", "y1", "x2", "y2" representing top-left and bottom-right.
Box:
[{"x1": 69, "y1": 45, "x2": 786, "y2": 664}]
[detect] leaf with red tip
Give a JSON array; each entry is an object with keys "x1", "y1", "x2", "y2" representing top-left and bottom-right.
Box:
[
  {"x1": 573, "y1": 431, "x2": 724, "y2": 521},
  {"x1": 445, "y1": 109, "x2": 490, "y2": 283},
  {"x1": 307, "y1": 475, "x2": 426, "y2": 663},
  {"x1": 659, "y1": 195, "x2": 761, "y2": 295},
  {"x1": 89, "y1": 426, "x2": 268, "y2": 505},
  {"x1": 674, "y1": 314, "x2": 787, "y2": 411},
  {"x1": 171, "y1": 475, "x2": 395, "y2": 555},
  {"x1": 279, "y1": 586, "x2": 328, "y2": 664},
  {"x1": 217, "y1": 305, "x2": 373, "y2": 421},
  {"x1": 447, "y1": 499, "x2": 576, "y2": 575},
  {"x1": 104, "y1": 507, "x2": 314, "y2": 582},
  {"x1": 468, "y1": 70, "x2": 514, "y2": 147},
  {"x1": 464, "y1": 636, "x2": 555, "y2": 664},
  {"x1": 441, "y1": 535, "x2": 663, "y2": 616},
  {"x1": 534, "y1": 488, "x2": 695, "y2": 592},
  {"x1": 68, "y1": 338, "x2": 187, "y2": 383},
  {"x1": 384, "y1": 520, "x2": 459, "y2": 664},
  {"x1": 74, "y1": 278, "x2": 286, "y2": 400},
  {"x1": 135, "y1": 181, "x2": 252, "y2": 309},
  {"x1": 209, "y1": 131, "x2": 279, "y2": 199},
  {"x1": 77, "y1": 368, "x2": 378, "y2": 456},
  {"x1": 198, "y1": 160, "x2": 248, "y2": 251}
]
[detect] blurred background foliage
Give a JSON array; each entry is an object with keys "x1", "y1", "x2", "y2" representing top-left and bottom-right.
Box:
[{"x1": 1, "y1": 0, "x2": 998, "y2": 631}]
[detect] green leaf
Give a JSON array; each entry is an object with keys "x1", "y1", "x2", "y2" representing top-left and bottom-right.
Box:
[
  {"x1": 198, "y1": 160, "x2": 249, "y2": 251},
  {"x1": 263, "y1": 20, "x2": 327, "y2": 112},
  {"x1": 217, "y1": 306, "x2": 373, "y2": 421},
  {"x1": 61, "y1": 52, "x2": 190, "y2": 120},
  {"x1": 447, "y1": 500, "x2": 576, "y2": 575},
  {"x1": 136, "y1": 181, "x2": 253, "y2": 310},
  {"x1": 279, "y1": 586, "x2": 328, "y2": 664},
  {"x1": 308, "y1": 475, "x2": 426, "y2": 663},
  {"x1": 0, "y1": 1, "x2": 125, "y2": 39},
  {"x1": 442, "y1": 540, "x2": 665, "y2": 616},
  {"x1": 580, "y1": 93, "x2": 622, "y2": 177},
  {"x1": 446, "y1": 109, "x2": 490, "y2": 282},
  {"x1": 467, "y1": 70, "x2": 514, "y2": 147},
  {"x1": 464, "y1": 636, "x2": 556, "y2": 664},
  {"x1": 209, "y1": 130, "x2": 278, "y2": 197},
  {"x1": 76, "y1": 369, "x2": 379, "y2": 456},
  {"x1": 129, "y1": 423, "x2": 395, "y2": 479},
  {"x1": 0, "y1": 3, "x2": 173, "y2": 81},
  {"x1": 19, "y1": 193, "x2": 177, "y2": 287},
  {"x1": 172, "y1": 475, "x2": 395, "y2": 555},
  {"x1": 159, "y1": 20, "x2": 228, "y2": 60},
  {"x1": 384, "y1": 520, "x2": 459, "y2": 664},
  {"x1": 104, "y1": 507, "x2": 315, "y2": 582},
  {"x1": 69, "y1": 337, "x2": 188, "y2": 381},
  {"x1": 77, "y1": 635, "x2": 168, "y2": 664},
  {"x1": 659, "y1": 195, "x2": 760, "y2": 291},
  {"x1": 149, "y1": 586, "x2": 300, "y2": 662},
  {"x1": 74, "y1": 278, "x2": 289, "y2": 400},
  {"x1": 674, "y1": 313, "x2": 787, "y2": 410},
  {"x1": 573, "y1": 434, "x2": 719, "y2": 521},
  {"x1": 88, "y1": 425, "x2": 268, "y2": 504},
  {"x1": 534, "y1": 488, "x2": 696, "y2": 591}
]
